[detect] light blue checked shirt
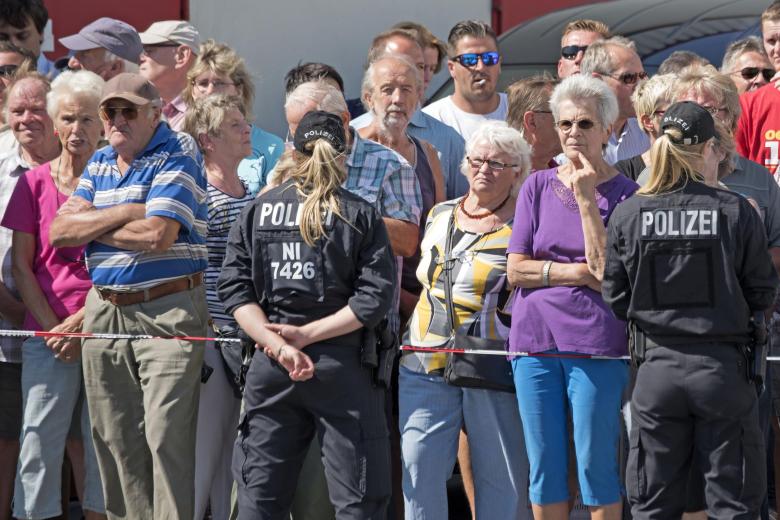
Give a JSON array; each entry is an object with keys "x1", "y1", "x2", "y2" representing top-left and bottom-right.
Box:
[
  {"x1": 604, "y1": 117, "x2": 650, "y2": 165},
  {"x1": 345, "y1": 129, "x2": 422, "y2": 224},
  {"x1": 351, "y1": 110, "x2": 468, "y2": 200},
  {"x1": 344, "y1": 129, "x2": 422, "y2": 331}
]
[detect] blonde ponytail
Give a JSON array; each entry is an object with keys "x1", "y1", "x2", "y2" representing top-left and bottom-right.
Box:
[
  {"x1": 289, "y1": 138, "x2": 348, "y2": 246},
  {"x1": 638, "y1": 128, "x2": 706, "y2": 195}
]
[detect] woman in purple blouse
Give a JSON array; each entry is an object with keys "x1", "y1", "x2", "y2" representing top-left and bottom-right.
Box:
[{"x1": 506, "y1": 74, "x2": 638, "y2": 520}]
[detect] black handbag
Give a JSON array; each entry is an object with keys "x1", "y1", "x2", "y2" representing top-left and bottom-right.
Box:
[{"x1": 440, "y1": 206, "x2": 516, "y2": 394}]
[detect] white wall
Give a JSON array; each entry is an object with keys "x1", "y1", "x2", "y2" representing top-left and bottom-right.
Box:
[{"x1": 190, "y1": 0, "x2": 491, "y2": 137}]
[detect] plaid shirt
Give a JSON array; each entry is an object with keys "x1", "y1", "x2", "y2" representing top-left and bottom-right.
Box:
[
  {"x1": 345, "y1": 129, "x2": 421, "y2": 225},
  {"x1": 344, "y1": 130, "x2": 422, "y2": 331}
]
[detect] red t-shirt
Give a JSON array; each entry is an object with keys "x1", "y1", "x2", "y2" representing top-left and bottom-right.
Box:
[{"x1": 736, "y1": 83, "x2": 780, "y2": 180}]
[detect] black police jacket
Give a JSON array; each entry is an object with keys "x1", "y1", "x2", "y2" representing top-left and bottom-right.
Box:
[
  {"x1": 217, "y1": 179, "x2": 396, "y2": 347},
  {"x1": 602, "y1": 180, "x2": 778, "y2": 345}
]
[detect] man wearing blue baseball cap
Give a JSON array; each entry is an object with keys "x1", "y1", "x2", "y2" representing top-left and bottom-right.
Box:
[{"x1": 60, "y1": 17, "x2": 143, "y2": 81}]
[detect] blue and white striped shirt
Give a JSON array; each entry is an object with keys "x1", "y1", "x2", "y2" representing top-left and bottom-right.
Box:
[
  {"x1": 604, "y1": 117, "x2": 650, "y2": 165},
  {"x1": 74, "y1": 123, "x2": 208, "y2": 290}
]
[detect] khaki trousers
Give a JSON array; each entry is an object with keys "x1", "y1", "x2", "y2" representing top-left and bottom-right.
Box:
[{"x1": 81, "y1": 286, "x2": 208, "y2": 520}]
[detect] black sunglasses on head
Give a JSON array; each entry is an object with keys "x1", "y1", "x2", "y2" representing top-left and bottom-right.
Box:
[
  {"x1": 452, "y1": 52, "x2": 500, "y2": 68},
  {"x1": 561, "y1": 45, "x2": 588, "y2": 60},
  {"x1": 734, "y1": 67, "x2": 775, "y2": 82}
]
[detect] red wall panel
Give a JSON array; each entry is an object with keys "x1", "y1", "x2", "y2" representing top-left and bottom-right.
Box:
[
  {"x1": 492, "y1": 0, "x2": 613, "y2": 34},
  {"x1": 42, "y1": 0, "x2": 186, "y2": 61}
]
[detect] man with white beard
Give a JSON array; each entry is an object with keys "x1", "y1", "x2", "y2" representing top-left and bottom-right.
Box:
[
  {"x1": 351, "y1": 29, "x2": 467, "y2": 198},
  {"x1": 358, "y1": 54, "x2": 445, "y2": 322}
]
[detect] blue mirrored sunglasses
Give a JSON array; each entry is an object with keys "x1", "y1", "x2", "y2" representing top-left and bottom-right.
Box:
[{"x1": 453, "y1": 52, "x2": 500, "y2": 68}]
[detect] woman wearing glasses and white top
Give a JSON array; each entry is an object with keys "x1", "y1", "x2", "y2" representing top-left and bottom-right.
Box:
[
  {"x1": 1, "y1": 70, "x2": 106, "y2": 520},
  {"x1": 506, "y1": 75, "x2": 637, "y2": 520},
  {"x1": 400, "y1": 121, "x2": 532, "y2": 520}
]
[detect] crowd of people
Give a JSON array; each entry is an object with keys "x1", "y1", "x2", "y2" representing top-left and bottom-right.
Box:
[{"x1": 2, "y1": 0, "x2": 780, "y2": 519}]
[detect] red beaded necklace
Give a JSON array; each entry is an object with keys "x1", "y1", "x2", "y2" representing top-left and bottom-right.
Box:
[{"x1": 458, "y1": 194, "x2": 511, "y2": 220}]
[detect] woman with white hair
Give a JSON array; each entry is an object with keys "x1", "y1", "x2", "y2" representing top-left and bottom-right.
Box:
[
  {"x1": 506, "y1": 74, "x2": 638, "y2": 520},
  {"x1": 1, "y1": 70, "x2": 106, "y2": 520},
  {"x1": 400, "y1": 120, "x2": 532, "y2": 520}
]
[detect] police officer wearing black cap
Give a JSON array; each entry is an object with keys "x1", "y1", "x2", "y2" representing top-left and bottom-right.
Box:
[
  {"x1": 217, "y1": 110, "x2": 396, "y2": 519},
  {"x1": 602, "y1": 101, "x2": 779, "y2": 519}
]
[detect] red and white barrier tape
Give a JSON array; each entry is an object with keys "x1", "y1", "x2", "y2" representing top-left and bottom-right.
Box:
[
  {"x1": 400, "y1": 345, "x2": 780, "y2": 362},
  {"x1": 0, "y1": 329, "x2": 240, "y2": 344},
  {"x1": 3, "y1": 330, "x2": 780, "y2": 361}
]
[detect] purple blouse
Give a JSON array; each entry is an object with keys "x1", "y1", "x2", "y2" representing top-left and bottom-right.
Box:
[{"x1": 507, "y1": 168, "x2": 638, "y2": 356}]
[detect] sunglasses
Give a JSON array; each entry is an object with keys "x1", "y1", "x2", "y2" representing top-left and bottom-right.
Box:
[
  {"x1": 467, "y1": 156, "x2": 517, "y2": 171},
  {"x1": 143, "y1": 43, "x2": 180, "y2": 53},
  {"x1": 453, "y1": 52, "x2": 500, "y2": 68},
  {"x1": 701, "y1": 105, "x2": 728, "y2": 117},
  {"x1": 561, "y1": 45, "x2": 588, "y2": 60},
  {"x1": 607, "y1": 71, "x2": 648, "y2": 85},
  {"x1": 555, "y1": 119, "x2": 596, "y2": 131},
  {"x1": 99, "y1": 105, "x2": 139, "y2": 121},
  {"x1": 734, "y1": 67, "x2": 774, "y2": 82},
  {"x1": 0, "y1": 64, "x2": 18, "y2": 78}
]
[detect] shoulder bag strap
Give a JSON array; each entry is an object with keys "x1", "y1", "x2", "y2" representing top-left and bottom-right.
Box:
[{"x1": 442, "y1": 203, "x2": 458, "y2": 337}]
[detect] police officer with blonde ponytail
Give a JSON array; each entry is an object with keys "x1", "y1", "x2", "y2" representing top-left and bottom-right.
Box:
[
  {"x1": 218, "y1": 110, "x2": 396, "y2": 519},
  {"x1": 603, "y1": 101, "x2": 778, "y2": 519}
]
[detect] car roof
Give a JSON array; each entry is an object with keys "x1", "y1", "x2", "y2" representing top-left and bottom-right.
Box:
[{"x1": 429, "y1": 0, "x2": 766, "y2": 102}]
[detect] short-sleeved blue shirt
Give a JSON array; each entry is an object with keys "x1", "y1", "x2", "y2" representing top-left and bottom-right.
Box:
[{"x1": 74, "y1": 123, "x2": 208, "y2": 289}]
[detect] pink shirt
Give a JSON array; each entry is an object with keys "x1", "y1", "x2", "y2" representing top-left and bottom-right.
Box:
[
  {"x1": 0, "y1": 163, "x2": 91, "y2": 330},
  {"x1": 162, "y1": 95, "x2": 187, "y2": 132}
]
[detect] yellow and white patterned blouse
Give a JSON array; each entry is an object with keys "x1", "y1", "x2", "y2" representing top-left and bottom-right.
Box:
[{"x1": 401, "y1": 200, "x2": 513, "y2": 374}]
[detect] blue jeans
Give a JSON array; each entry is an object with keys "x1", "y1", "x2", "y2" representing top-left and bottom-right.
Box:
[
  {"x1": 512, "y1": 354, "x2": 627, "y2": 506},
  {"x1": 13, "y1": 337, "x2": 104, "y2": 519},
  {"x1": 399, "y1": 366, "x2": 532, "y2": 520}
]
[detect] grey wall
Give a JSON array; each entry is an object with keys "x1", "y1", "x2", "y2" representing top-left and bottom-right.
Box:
[{"x1": 189, "y1": 0, "x2": 491, "y2": 137}]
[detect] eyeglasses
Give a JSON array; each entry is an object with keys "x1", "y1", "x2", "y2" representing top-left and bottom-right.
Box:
[
  {"x1": 701, "y1": 105, "x2": 728, "y2": 117},
  {"x1": 607, "y1": 71, "x2": 648, "y2": 85},
  {"x1": 466, "y1": 156, "x2": 517, "y2": 171},
  {"x1": 143, "y1": 43, "x2": 180, "y2": 53},
  {"x1": 192, "y1": 78, "x2": 236, "y2": 92},
  {"x1": 99, "y1": 105, "x2": 139, "y2": 121},
  {"x1": 731, "y1": 67, "x2": 774, "y2": 82},
  {"x1": 0, "y1": 64, "x2": 18, "y2": 78},
  {"x1": 561, "y1": 45, "x2": 588, "y2": 60},
  {"x1": 555, "y1": 119, "x2": 596, "y2": 131},
  {"x1": 452, "y1": 52, "x2": 500, "y2": 68}
]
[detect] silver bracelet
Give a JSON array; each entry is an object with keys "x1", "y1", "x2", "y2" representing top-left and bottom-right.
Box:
[{"x1": 542, "y1": 260, "x2": 553, "y2": 287}]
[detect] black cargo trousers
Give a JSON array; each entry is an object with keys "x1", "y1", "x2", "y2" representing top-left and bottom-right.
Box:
[
  {"x1": 234, "y1": 343, "x2": 391, "y2": 520},
  {"x1": 627, "y1": 342, "x2": 765, "y2": 520}
]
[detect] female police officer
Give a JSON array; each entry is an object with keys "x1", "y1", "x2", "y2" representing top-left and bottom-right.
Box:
[
  {"x1": 217, "y1": 110, "x2": 396, "y2": 519},
  {"x1": 602, "y1": 101, "x2": 778, "y2": 519}
]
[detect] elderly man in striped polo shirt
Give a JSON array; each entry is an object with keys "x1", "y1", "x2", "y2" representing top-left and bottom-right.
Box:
[{"x1": 50, "y1": 72, "x2": 208, "y2": 520}]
